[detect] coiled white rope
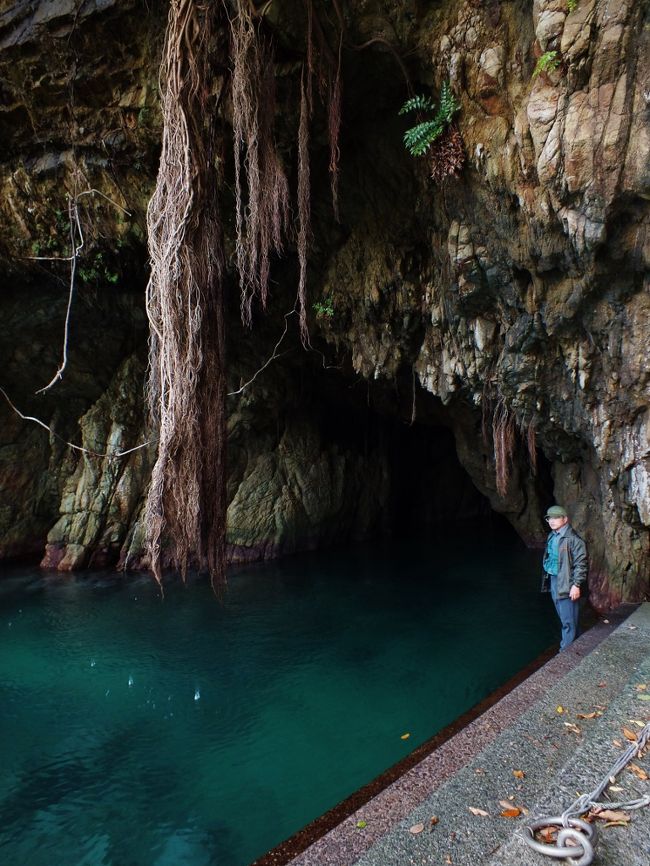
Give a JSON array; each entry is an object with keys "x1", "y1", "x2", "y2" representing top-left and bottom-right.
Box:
[{"x1": 522, "y1": 722, "x2": 650, "y2": 866}]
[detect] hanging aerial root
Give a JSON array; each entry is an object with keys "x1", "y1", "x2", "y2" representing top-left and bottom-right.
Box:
[
  {"x1": 231, "y1": 1, "x2": 289, "y2": 325},
  {"x1": 297, "y1": 67, "x2": 311, "y2": 346},
  {"x1": 492, "y1": 398, "x2": 516, "y2": 497},
  {"x1": 145, "y1": 0, "x2": 226, "y2": 591}
]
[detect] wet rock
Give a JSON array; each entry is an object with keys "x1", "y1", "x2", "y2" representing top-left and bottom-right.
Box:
[{"x1": 0, "y1": 0, "x2": 647, "y2": 606}]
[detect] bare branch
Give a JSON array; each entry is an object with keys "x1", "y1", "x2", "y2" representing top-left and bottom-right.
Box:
[
  {"x1": 30, "y1": 188, "x2": 130, "y2": 395},
  {"x1": 227, "y1": 310, "x2": 294, "y2": 397},
  {"x1": 0, "y1": 386, "x2": 152, "y2": 459}
]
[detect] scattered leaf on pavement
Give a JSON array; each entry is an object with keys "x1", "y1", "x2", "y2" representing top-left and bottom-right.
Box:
[
  {"x1": 577, "y1": 711, "x2": 600, "y2": 719},
  {"x1": 628, "y1": 763, "x2": 649, "y2": 781},
  {"x1": 539, "y1": 827, "x2": 557, "y2": 843},
  {"x1": 638, "y1": 694, "x2": 650, "y2": 702},
  {"x1": 598, "y1": 682, "x2": 607, "y2": 688},
  {"x1": 591, "y1": 809, "x2": 630, "y2": 823},
  {"x1": 556, "y1": 706, "x2": 564, "y2": 714},
  {"x1": 500, "y1": 807, "x2": 521, "y2": 818},
  {"x1": 469, "y1": 807, "x2": 489, "y2": 817},
  {"x1": 608, "y1": 785, "x2": 624, "y2": 792},
  {"x1": 513, "y1": 769, "x2": 525, "y2": 779},
  {"x1": 628, "y1": 720, "x2": 646, "y2": 728},
  {"x1": 635, "y1": 684, "x2": 647, "y2": 692},
  {"x1": 564, "y1": 722, "x2": 581, "y2": 735},
  {"x1": 430, "y1": 816, "x2": 439, "y2": 827},
  {"x1": 356, "y1": 820, "x2": 367, "y2": 829},
  {"x1": 409, "y1": 822, "x2": 424, "y2": 834},
  {"x1": 604, "y1": 820, "x2": 630, "y2": 828},
  {"x1": 613, "y1": 739, "x2": 623, "y2": 747},
  {"x1": 622, "y1": 727, "x2": 638, "y2": 742}
]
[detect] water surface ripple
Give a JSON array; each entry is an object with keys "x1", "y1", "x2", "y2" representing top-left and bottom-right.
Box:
[{"x1": 0, "y1": 532, "x2": 556, "y2": 866}]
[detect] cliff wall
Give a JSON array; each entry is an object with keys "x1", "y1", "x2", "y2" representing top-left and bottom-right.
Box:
[{"x1": 0, "y1": 0, "x2": 647, "y2": 608}]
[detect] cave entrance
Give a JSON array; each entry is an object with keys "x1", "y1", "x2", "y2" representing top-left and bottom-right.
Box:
[
  {"x1": 384, "y1": 418, "x2": 494, "y2": 537},
  {"x1": 310, "y1": 366, "x2": 517, "y2": 546}
]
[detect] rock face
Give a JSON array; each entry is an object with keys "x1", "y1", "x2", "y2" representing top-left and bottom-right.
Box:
[{"x1": 0, "y1": 0, "x2": 648, "y2": 610}]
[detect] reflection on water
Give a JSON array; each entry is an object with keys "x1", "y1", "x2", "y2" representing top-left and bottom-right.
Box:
[{"x1": 0, "y1": 530, "x2": 556, "y2": 866}]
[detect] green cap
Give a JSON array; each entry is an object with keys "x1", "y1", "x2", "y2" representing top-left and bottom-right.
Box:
[{"x1": 545, "y1": 505, "x2": 568, "y2": 518}]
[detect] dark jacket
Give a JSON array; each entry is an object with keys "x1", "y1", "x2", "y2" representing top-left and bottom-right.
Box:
[{"x1": 541, "y1": 524, "x2": 588, "y2": 598}]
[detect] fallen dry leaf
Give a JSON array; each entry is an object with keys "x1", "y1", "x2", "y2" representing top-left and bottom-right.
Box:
[
  {"x1": 564, "y1": 722, "x2": 581, "y2": 735},
  {"x1": 539, "y1": 826, "x2": 558, "y2": 843},
  {"x1": 556, "y1": 705, "x2": 565, "y2": 714},
  {"x1": 638, "y1": 695, "x2": 650, "y2": 702},
  {"x1": 623, "y1": 727, "x2": 638, "y2": 742},
  {"x1": 628, "y1": 763, "x2": 649, "y2": 781},
  {"x1": 598, "y1": 682, "x2": 607, "y2": 688},
  {"x1": 591, "y1": 809, "x2": 630, "y2": 823},
  {"x1": 628, "y1": 720, "x2": 646, "y2": 728},
  {"x1": 500, "y1": 807, "x2": 521, "y2": 818},
  {"x1": 635, "y1": 684, "x2": 647, "y2": 692},
  {"x1": 409, "y1": 822, "x2": 424, "y2": 834},
  {"x1": 430, "y1": 816, "x2": 439, "y2": 827},
  {"x1": 608, "y1": 785, "x2": 624, "y2": 792},
  {"x1": 468, "y1": 807, "x2": 489, "y2": 817},
  {"x1": 613, "y1": 739, "x2": 623, "y2": 747},
  {"x1": 513, "y1": 769, "x2": 525, "y2": 779},
  {"x1": 604, "y1": 820, "x2": 630, "y2": 828},
  {"x1": 499, "y1": 800, "x2": 514, "y2": 809},
  {"x1": 576, "y1": 711, "x2": 600, "y2": 720}
]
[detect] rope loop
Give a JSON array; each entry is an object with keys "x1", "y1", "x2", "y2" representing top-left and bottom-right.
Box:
[
  {"x1": 522, "y1": 722, "x2": 650, "y2": 864},
  {"x1": 524, "y1": 817, "x2": 595, "y2": 866}
]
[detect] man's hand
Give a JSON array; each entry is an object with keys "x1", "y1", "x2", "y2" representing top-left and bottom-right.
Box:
[{"x1": 569, "y1": 585, "x2": 581, "y2": 602}]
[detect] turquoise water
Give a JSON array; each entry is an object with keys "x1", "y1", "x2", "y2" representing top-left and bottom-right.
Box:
[{"x1": 0, "y1": 531, "x2": 556, "y2": 866}]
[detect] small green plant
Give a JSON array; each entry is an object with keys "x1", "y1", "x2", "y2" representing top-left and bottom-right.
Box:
[
  {"x1": 313, "y1": 297, "x2": 334, "y2": 319},
  {"x1": 567, "y1": 0, "x2": 578, "y2": 12},
  {"x1": 78, "y1": 251, "x2": 119, "y2": 286},
  {"x1": 533, "y1": 50, "x2": 561, "y2": 79},
  {"x1": 399, "y1": 82, "x2": 460, "y2": 157}
]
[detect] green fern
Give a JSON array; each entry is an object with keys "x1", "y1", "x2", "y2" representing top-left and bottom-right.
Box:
[
  {"x1": 437, "y1": 81, "x2": 460, "y2": 125},
  {"x1": 567, "y1": 0, "x2": 578, "y2": 11},
  {"x1": 400, "y1": 82, "x2": 460, "y2": 156},
  {"x1": 532, "y1": 50, "x2": 561, "y2": 79},
  {"x1": 399, "y1": 94, "x2": 435, "y2": 115},
  {"x1": 403, "y1": 120, "x2": 446, "y2": 156}
]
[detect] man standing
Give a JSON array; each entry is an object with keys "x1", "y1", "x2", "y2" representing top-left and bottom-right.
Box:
[{"x1": 542, "y1": 505, "x2": 588, "y2": 651}]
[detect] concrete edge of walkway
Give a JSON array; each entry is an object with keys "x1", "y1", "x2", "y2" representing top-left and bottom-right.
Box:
[
  {"x1": 252, "y1": 605, "x2": 638, "y2": 866},
  {"x1": 351, "y1": 602, "x2": 650, "y2": 866}
]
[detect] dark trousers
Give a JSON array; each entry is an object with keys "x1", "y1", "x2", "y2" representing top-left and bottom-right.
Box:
[{"x1": 550, "y1": 574, "x2": 580, "y2": 650}]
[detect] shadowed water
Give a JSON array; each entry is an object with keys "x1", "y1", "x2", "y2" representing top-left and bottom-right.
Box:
[{"x1": 0, "y1": 530, "x2": 556, "y2": 866}]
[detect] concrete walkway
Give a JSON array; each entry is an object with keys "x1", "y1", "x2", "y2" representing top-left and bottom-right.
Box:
[{"x1": 287, "y1": 604, "x2": 650, "y2": 866}]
